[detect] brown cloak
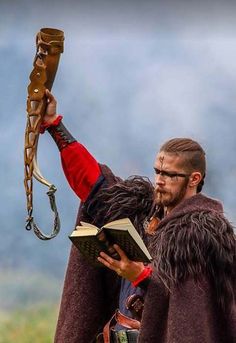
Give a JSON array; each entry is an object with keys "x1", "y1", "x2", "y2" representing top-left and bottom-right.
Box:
[
  {"x1": 55, "y1": 165, "x2": 236, "y2": 343},
  {"x1": 139, "y1": 194, "x2": 236, "y2": 342}
]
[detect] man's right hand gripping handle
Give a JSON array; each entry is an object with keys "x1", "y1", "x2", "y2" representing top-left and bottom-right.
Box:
[{"x1": 42, "y1": 90, "x2": 101, "y2": 202}]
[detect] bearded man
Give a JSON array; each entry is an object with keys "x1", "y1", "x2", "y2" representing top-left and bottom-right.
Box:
[{"x1": 42, "y1": 90, "x2": 235, "y2": 343}]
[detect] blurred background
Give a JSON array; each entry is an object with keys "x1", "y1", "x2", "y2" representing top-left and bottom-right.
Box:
[{"x1": 0, "y1": 0, "x2": 236, "y2": 341}]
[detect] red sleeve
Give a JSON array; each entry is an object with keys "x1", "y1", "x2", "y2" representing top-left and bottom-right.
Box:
[{"x1": 60, "y1": 141, "x2": 101, "y2": 202}]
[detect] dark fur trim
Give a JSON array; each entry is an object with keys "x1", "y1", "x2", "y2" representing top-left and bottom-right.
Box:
[
  {"x1": 149, "y1": 211, "x2": 236, "y2": 311},
  {"x1": 86, "y1": 175, "x2": 155, "y2": 237}
]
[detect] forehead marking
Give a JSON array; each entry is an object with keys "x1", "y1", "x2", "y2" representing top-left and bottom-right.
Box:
[{"x1": 159, "y1": 155, "x2": 164, "y2": 168}]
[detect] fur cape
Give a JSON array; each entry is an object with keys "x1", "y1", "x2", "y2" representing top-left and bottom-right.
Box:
[
  {"x1": 54, "y1": 165, "x2": 236, "y2": 343},
  {"x1": 139, "y1": 193, "x2": 236, "y2": 343}
]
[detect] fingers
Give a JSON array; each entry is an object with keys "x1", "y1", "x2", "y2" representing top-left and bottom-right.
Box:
[
  {"x1": 113, "y1": 244, "x2": 129, "y2": 261},
  {"x1": 97, "y1": 248, "x2": 145, "y2": 282},
  {"x1": 98, "y1": 245, "x2": 129, "y2": 267},
  {"x1": 97, "y1": 252, "x2": 119, "y2": 272},
  {"x1": 44, "y1": 89, "x2": 57, "y2": 119},
  {"x1": 45, "y1": 89, "x2": 56, "y2": 104},
  {"x1": 97, "y1": 245, "x2": 130, "y2": 277}
]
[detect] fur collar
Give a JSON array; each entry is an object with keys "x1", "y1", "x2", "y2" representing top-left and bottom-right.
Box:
[{"x1": 157, "y1": 193, "x2": 224, "y2": 230}]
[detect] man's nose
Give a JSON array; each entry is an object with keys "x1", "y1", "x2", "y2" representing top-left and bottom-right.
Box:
[{"x1": 155, "y1": 174, "x2": 165, "y2": 186}]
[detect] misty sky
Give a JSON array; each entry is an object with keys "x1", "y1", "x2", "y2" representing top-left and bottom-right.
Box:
[{"x1": 0, "y1": 0, "x2": 236, "y2": 281}]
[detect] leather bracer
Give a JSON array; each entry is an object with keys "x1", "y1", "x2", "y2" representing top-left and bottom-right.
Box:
[{"x1": 47, "y1": 121, "x2": 76, "y2": 151}]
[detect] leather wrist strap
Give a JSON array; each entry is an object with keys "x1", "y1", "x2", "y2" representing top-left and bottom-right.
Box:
[{"x1": 47, "y1": 120, "x2": 76, "y2": 151}]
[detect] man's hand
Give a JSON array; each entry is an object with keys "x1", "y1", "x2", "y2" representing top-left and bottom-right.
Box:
[
  {"x1": 97, "y1": 244, "x2": 145, "y2": 282},
  {"x1": 43, "y1": 89, "x2": 58, "y2": 125}
]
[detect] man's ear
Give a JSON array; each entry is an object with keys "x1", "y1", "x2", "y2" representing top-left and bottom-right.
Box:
[{"x1": 189, "y1": 172, "x2": 202, "y2": 188}]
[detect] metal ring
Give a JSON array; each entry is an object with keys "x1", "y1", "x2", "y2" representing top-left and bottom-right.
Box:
[{"x1": 116, "y1": 268, "x2": 122, "y2": 275}]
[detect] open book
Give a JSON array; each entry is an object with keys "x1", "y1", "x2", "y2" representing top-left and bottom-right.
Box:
[{"x1": 69, "y1": 218, "x2": 152, "y2": 267}]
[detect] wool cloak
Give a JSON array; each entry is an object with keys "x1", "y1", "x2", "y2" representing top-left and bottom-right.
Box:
[
  {"x1": 54, "y1": 165, "x2": 122, "y2": 342},
  {"x1": 55, "y1": 165, "x2": 236, "y2": 343},
  {"x1": 139, "y1": 193, "x2": 236, "y2": 342}
]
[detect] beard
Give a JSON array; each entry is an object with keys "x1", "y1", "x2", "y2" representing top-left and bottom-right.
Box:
[{"x1": 155, "y1": 178, "x2": 189, "y2": 209}]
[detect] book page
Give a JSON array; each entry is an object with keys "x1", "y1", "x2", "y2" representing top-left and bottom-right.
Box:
[
  {"x1": 103, "y1": 218, "x2": 132, "y2": 229},
  {"x1": 79, "y1": 221, "x2": 99, "y2": 229},
  {"x1": 70, "y1": 226, "x2": 98, "y2": 237},
  {"x1": 103, "y1": 218, "x2": 152, "y2": 260}
]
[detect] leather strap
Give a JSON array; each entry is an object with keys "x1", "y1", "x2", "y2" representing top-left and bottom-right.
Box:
[
  {"x1": 103, "y1": 310, "x2": 140, "y2": 343},
  {"x1": 115, "y1": 310, "x2": 140, "y2": 330},
  {"x1": 103, "y1": 313, "x2": 116, "y2": 343},
  {"x1": 24, "y1": 28, "x2": 64, "y2": 240},
  {"x1": 126, "y1": 294, "x2": 144, "y2": 320}
]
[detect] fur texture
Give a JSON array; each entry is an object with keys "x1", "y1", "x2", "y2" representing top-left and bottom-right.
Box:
[
  {"x1": 139, "y1": 193, "x2": 236, "y2": 343},
  {"x1": 149, "y1": 207, "x2": 236, "y2": 312},
  {"x1": 55, "y1": 165, "x2": 236, "y2": 343},
  {"x1": 87, "y1": 174, "x2": 155, "y2": 234}
]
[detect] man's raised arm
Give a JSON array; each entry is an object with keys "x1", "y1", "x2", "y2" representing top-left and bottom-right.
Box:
[{"x1": 41, "y1": 90, "x2": 102, "y2": 202}]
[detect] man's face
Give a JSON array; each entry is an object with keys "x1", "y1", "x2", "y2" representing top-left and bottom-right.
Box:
[{"x1": 154, "y1": 152, "x2": 191, "y2": 211}]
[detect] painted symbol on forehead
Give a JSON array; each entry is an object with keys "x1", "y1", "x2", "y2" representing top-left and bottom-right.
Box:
[{"x1": 159, "y1": 155, "x2": 164, "y2": 169}]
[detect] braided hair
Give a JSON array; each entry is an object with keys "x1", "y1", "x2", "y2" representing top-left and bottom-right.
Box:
[{"x1": 160, "y1": 138, "x2": 206, "y2": 193}]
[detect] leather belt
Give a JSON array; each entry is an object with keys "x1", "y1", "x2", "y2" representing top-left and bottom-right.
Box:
[{"x1": 102, "y1": 310, "x2": 140, "y2": 343}]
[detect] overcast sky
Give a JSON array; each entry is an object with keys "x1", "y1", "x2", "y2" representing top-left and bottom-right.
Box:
[{"x1": 0, "y1": 1, "x2": 235, "y2": 279}]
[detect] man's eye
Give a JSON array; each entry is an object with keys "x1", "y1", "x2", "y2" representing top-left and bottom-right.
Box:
[
  {"x1": 154, "y1": 168, "x2": 160, "y2": 174},
  {"x1": 154, "y1": 168, "x2": 178, "y2": 179},
  {"x1": 167, "y1": 173, "x2": 176, "y2": 178},
  {"x1": 162, "y1": 171, "x2": 174, "y2": 178}
]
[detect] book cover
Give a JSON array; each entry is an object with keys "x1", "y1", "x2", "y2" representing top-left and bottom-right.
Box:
[{"x1": 69, "y1": 218, "x2": 152, "y2": 267}]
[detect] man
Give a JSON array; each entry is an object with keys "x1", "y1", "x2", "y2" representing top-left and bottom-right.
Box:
[{"x1": 42, "y1": 90, "x2": 235, "y2": 342}]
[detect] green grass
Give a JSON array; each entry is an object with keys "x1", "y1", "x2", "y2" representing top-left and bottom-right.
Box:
[
  {"x1": 0, "y1": 269, "x2": 62, "y2": 342},
  {"x1": 0, "y1": 303, "x2": 59, "y2": 343},
  {"x1": 0, "y1": 269, "x2": 61, "y2": 311}
]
